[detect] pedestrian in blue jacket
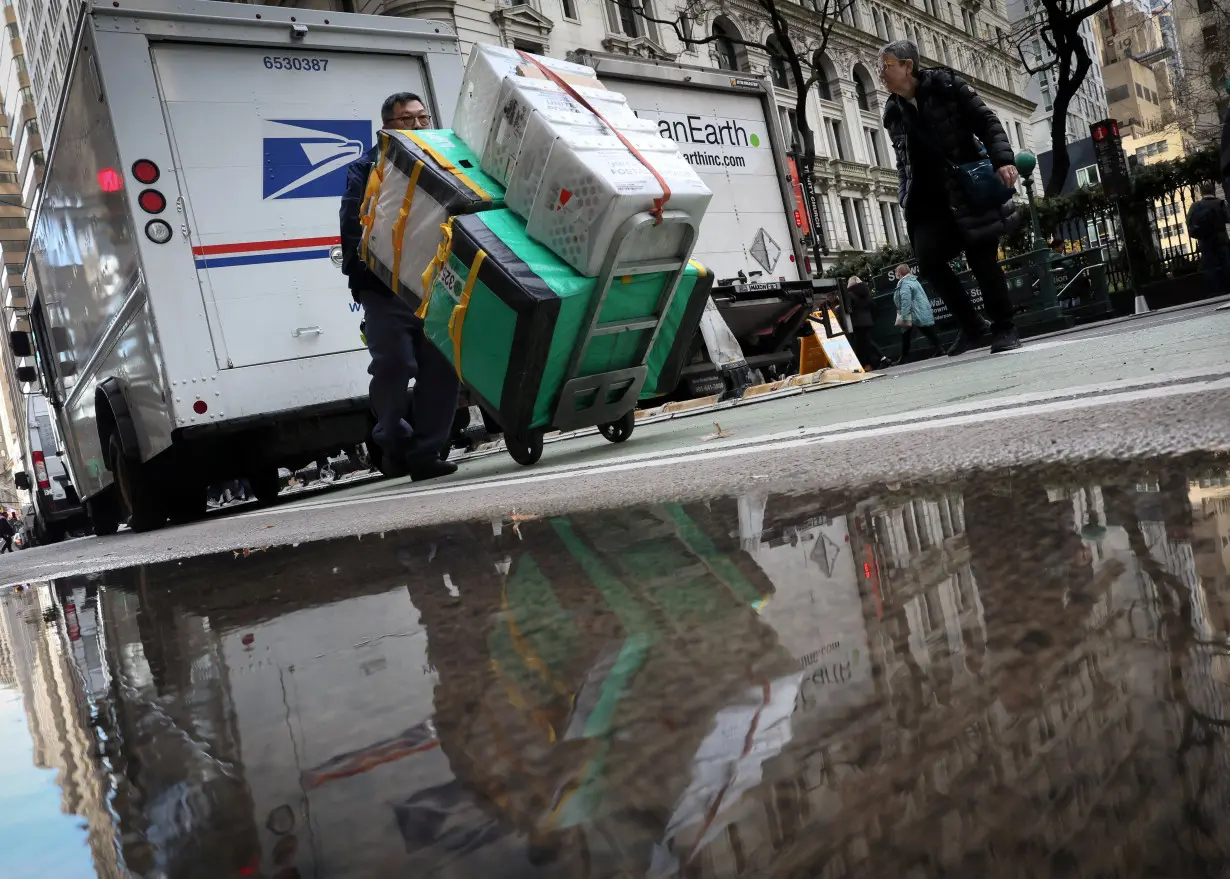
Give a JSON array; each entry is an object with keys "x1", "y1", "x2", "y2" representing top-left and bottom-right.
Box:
[{"x1": 893, "y1": 263, "x2": 942, "y2": 361}]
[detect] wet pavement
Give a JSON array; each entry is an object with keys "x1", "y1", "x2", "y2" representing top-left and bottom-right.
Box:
[{"x1": 3, "y1": 453, "x2": 1230, "y2": 877}]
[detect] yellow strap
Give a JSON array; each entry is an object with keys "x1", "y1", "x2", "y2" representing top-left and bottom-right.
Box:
[
  {"x1": 389, "y1": 161, "x2": 423, "y2": 287},
  {"x1": 415, "y1": 219, "x2": 454, "y2": 319},
  {"x1": 405, "y1": 131, "x2": 492, "y2": 202},
  {"x1": 688, "y1": 259, "x2": 708, "y2": 276},
  {"x1": 448, "y1": 249, "x2": 486, "y2": 382},
  {"x1": 358, "y1": 136, "x2": 391, "y2": 265}
]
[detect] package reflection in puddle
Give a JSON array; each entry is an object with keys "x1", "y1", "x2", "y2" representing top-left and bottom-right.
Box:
[{"x1": 6, "y1": 456, "x2": 1230, "y2": 878}]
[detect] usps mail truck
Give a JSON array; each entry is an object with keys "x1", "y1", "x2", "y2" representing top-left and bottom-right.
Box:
[{"x1": 18, "y1": 0, "x2": 462, "y2": 532}]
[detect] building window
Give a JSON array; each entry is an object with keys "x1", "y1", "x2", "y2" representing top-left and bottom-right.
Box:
[
  {"x1": 713, "y1": 21, "x2": 740, "y2": 71},
  {"x1": 1075, "y1": 165, "x2": 1100, "y2": 187},
  {"x1": 560, "y1": 0, "x2": 577, "y2": 19},
  {"x1": 1040, "y1": 78, "x2": 1052, "y2": 111},
  {"x1": 767, "y1": 37, "x2": 791, "y2": 89},
  {"x1": 854, "y1": 75, "x2": 871, "y2": 111},
  {"x1": 873, "y1": 8, "x2": 887, "y2": 39},
  {"x1": 814, "y1": 52, "x2": 834, "y2": 102},
  {"x1": 864, "y1": 127, "x2": 883, "y2": 166},
  {"x1": 842, "y1": 197, "x2": 862, "y2": 250},
  {"x1": 880, "y1": 201, "x2": 897, "y2": 246},
  {"x1": 779, "y1": 107, "x2": 800, "y2": 150},
  {"x1": 890, "y1": 203, "x2": 904, "y2": 243},
  {"x1": 825, "y1": 118, "x2": 847, "y2": 160}
]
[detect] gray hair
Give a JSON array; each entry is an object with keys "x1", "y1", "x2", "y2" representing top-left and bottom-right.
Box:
[
  {"x1": 895, "y1": 263, "x2": 912, "y2": 277},
  {"x1": 879, "y1": 40, "x2": 920, "y2": 75}
]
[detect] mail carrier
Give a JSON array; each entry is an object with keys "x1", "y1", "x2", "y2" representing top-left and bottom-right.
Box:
[{"x1": 17, "y1": 0, "x2": 463, "y2": 532}]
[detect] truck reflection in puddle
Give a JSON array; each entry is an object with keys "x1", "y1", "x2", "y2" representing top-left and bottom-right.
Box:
[{"x1": 11, "y1": 454, "x2": 1230, "y2": 878}]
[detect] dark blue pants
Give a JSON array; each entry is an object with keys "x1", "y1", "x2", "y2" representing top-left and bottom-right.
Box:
[
  {"x1": 360, "y1": 289, "x2": 460, "y2": 465},
  {"x1": 1201, "y1": 245, "x2": 1230, "y2": 297}
]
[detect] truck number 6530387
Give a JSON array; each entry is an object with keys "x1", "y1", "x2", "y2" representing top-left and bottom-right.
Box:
[{"x1": 264, "y1": 56, "x2": 328, "y2": 71}]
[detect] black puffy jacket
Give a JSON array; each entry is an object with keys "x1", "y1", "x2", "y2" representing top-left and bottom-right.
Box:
[{"x1": 883, "y1": 67, "x2": 1019, "y2": 244}]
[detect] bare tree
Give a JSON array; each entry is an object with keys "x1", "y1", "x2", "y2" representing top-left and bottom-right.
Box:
[
  {"x1": 1013, "y1": 0, "x2": 1114, "y2": 195},
  {"x1": 610, "y1": 0, "x2": 858, "y2": 261}
]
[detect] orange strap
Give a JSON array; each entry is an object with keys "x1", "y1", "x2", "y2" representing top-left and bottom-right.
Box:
[{"x1": 516, "y1": 50, "x2": 671, "y2": 225}]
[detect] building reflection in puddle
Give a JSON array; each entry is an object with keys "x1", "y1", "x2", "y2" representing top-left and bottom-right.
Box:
[{"x1": 4, "y1": 458, "x2": 1230, "y2": 878}]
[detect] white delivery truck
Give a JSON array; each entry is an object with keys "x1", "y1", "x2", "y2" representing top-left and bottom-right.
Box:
[
  {"x1": 18, "y1": 0, "x2": 463, "y2": 533},
  {"x1": 12, "y1": 393, "x2": 91, "y2": 544},
  {"x1": 582, "y1": 54, "x2": 835, "y2": 397}
]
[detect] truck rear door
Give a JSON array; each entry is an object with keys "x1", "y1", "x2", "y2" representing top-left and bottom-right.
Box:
[
  {"x1": 151, "y1": 43, "x2": 430, "y2": 369},
  {"x1": 604, "y1": 76, "x2": 802, "y2": 284}
]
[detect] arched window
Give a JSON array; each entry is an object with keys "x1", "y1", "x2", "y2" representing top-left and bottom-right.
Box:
[
  {"x1": 813, "y1": 50, "x2": 835, "y2": 102},
  {"x1": 713, "y1": 20, "x2": 740, "y2": 71},
  {"x1": 853, "y1": 64, "x2": 876, "y2": 112},
  {"x1": 767, "y1": 36, "x2": 792, "y2": 89}
]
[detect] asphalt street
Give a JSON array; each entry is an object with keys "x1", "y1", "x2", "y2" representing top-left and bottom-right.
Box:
[{"x1": 3, "y1": 302, "x2": 1228, "y2": 586}]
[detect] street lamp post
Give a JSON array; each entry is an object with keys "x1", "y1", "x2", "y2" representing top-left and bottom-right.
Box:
[{"x1": 1013, "y1": 150, "x2": 1061, "y2": 317}]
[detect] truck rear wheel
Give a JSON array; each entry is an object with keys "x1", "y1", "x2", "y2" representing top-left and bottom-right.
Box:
[{"x1": 108, "y1": 432, "x2": 165, "y2": 532}]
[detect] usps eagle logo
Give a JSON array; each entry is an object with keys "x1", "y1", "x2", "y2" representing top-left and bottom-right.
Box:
[{"x1": 262, "y1": 119, "x2": 372, "y2": 200}]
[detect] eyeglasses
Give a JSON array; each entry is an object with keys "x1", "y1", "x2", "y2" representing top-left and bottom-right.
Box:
[
  {"x1": 386, "y1": 112, "x2": 432, "y2": 126},
  {"x1": 878, "y1": 58, "x2": 906, "y2": 75}
]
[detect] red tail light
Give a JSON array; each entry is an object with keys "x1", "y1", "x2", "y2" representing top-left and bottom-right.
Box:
[
  {"x1": 132, "y1": 159, "x2": 160, "y2": 185},
  {"x1": 138, "y1": 189, "x2": 166, "y2": 214},
  {"x1": 32, "y1": 451, "x2": 49, "y2": 489}
]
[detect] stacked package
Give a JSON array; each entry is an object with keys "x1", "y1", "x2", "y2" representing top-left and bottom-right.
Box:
[
  {"x1": 417, "y1": 211, "x2": 714, "y2": 433},
  {"x1": 364, "y1": 43, "x2": 716, "y2": 438},
  {"x1": 360, "y1": 128, "x2": 504, "y2": 304}
]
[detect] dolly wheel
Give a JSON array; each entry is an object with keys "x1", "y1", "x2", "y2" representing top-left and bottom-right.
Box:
[
  {"x1": 506, "y1": 430, "x2": 544, "y2": 466},
  {"x1": 598, "y1": 410, "x2": 636, "y2": 444}
]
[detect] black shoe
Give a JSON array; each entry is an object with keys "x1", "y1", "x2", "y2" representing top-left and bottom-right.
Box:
[
  {"x1": 989, "y1": 327, "x2": 1022, "y2": 354},
  {"x1": 409, "y1": 457, "x2": 458, "y2": 482},
  {"x1": 947, "y1": 329, "x2": 987, "y2": 357}
]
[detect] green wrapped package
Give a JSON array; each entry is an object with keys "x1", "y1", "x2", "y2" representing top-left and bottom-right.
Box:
[{"x1": 418, "y1": 210, "x2": 713, "y2": 434}]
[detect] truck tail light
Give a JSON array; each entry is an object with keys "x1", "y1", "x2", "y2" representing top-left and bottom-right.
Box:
[
  {"x1": 32, "y1": 451, "x2": 49, "y2": 489},
  {"x1": 132, "y1": 159, "x2": 160, "y2": 184},
  {"x1": 138, "y1": 189, "x2": 166, "y2": 214}
]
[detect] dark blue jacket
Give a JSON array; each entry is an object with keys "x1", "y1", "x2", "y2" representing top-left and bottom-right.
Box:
[{"x1": 340, "y1": 144, "x2": 387, "y2": 299}]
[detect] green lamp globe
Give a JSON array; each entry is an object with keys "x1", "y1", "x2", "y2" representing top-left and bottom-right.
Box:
[{"x1": 1014, "y1": 151, "x2": 1037, "y2": 178}]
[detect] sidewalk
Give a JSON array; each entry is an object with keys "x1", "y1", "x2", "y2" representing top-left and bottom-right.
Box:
[{"x1": 338, "y1": 301, "x2": 1230, "y2": 493}]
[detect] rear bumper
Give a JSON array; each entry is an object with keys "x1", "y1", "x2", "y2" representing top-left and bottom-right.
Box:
[
  {"x1": 172, "y1": 396, "x2": 371, "y2": 470},
  {"x1": 175, "y1": 395, "x2": 369, "y2": 441}
]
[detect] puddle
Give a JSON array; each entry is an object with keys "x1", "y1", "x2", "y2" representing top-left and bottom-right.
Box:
[{"x1": 3, "y1": 454, "x2": 1230, "y2": 878}]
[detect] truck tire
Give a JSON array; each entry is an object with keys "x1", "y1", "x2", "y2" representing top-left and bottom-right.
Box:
[
  {"x1": 88, "y1": 489, "x2": 122, "y2": 536},
  {"x1": 108, "y1": 432, "x2": 165, "y2": 532}
]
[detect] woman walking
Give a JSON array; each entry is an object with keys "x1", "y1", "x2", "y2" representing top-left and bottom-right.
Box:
[
  {"x1": 879, "y1": 39, "x2": 1021, "y2": 356},
  {"x1": 845, "y1": 276, "x2": 892, "y2": 369},
  {"x1": 893, "y1": 264, "x2": 942, "y2": 361}
]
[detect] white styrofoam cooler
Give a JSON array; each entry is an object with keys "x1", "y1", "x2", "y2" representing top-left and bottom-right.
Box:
[
  {"x1": 480, "y1": 75, "x2": 649, "y2": 187},
  {"x1": 525, "y1": 133, "x2": 713, "y2": 277},
  {"x1": 453, "y1": 44, "x2": 597, "y2": 155}
]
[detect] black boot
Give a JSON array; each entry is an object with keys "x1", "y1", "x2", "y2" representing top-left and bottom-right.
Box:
[
  {"x1": 409, "y1": 457, "x2": 459, "y2": 482},
  {"x1": 990, "y1": 327, "x2": 1022, "y2": 353},
  {"x1": 947, "y1": 328, "x2": 988, "y2": 357}
]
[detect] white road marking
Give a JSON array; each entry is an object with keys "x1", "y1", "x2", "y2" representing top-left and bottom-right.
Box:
[{"x1": 239, "y1": 371, "x2": 1230, "y2": 519}]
